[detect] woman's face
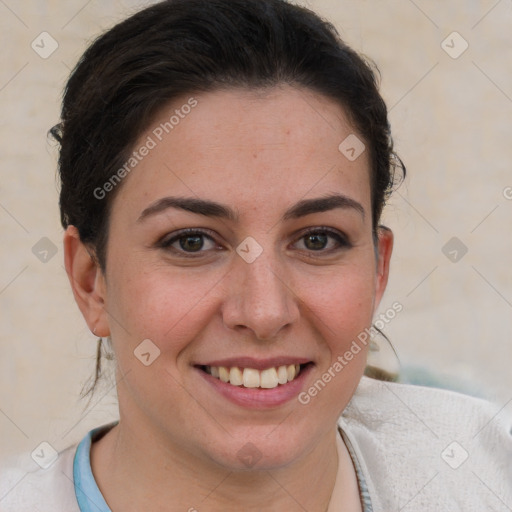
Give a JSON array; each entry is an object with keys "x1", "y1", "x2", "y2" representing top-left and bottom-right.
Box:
[{"x1": 80, "y1": 86, "x2": 392, "y2": 469}]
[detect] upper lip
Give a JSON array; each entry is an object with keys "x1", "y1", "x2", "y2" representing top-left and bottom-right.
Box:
[{"x1": 194, "y1": 357, "x2": 313, "y2": 371}]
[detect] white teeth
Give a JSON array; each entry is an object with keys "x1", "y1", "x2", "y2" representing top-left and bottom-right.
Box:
[
  {"x1": 243, "y1": 368, "x2": 260, "y2": 388},
  {"x1": 277, "y1": 365, "x2": 288, "y2": 385},
  {"x1": 287, "y1": 364, "x2": 296, "y2": 381},
  {"x1": 229, "y1": 367, "x2": 243, "y2": 386},
  {"x1": 260, "y1": 367, "x2": 279, "y2": 389},
  {"x1": 204, "y1": 363, "x2": 305, "y2": 388},
  {"x1": 219, "y1": 366, "x2": 229, "y2": 383}
]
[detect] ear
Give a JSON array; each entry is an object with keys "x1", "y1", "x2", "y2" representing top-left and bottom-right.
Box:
[
  {"x1": 373, "y1": 225, "x2": 394, "y2": 312},
  {"x1": 63, "y1": 225, "x2": 110, "y2": 337}
]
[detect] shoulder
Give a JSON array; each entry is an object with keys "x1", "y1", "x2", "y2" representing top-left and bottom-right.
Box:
[
  {"x1": 343, "y1": 376, "x2": 512, "y2": 437},
  {"x1": 0, "y1": 444, "x2": 80, "y2": 511},
  {"x1": 340, "y1": 377, "x2": 512, "y2": 511}
]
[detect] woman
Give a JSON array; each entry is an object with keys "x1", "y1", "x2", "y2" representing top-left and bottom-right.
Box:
[{"x1": 2, "y1": 0, "x2": 511, "y2": 510}]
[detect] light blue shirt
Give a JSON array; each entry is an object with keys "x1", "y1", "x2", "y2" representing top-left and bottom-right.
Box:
[{"x1": 73, "y1": 424, "x2": 116, "y2": 512}]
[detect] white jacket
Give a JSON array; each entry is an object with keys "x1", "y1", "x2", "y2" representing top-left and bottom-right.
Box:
[
  {"x1": 2, "y1": 377, "x2": 511, "y2": 511},
  {"x1": 333, "y1": 377, "x2": 512, "y2": 511}
]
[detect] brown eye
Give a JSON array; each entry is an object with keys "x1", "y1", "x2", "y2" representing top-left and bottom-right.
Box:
[
  {"x1": 304, "y1": 232, "x2": 328, "y2": 250},
  {"x1": 293, "y1": 228, "x2": 351, "y2": 253},
  {"x1": 158, "y1": 228, "x2": 219, "y2": 256},
  {"x1": 179, "y1": 234, "x2": 204, "y2": 252}
]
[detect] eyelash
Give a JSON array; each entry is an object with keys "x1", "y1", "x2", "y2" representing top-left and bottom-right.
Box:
[{"x1": 157, "y1": 227, "x2": 351, "y2": 258}]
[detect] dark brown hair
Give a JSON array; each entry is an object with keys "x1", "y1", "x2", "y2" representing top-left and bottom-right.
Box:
[{"x1": 50, "y1": 0, "x2": 405, "y2": 397}]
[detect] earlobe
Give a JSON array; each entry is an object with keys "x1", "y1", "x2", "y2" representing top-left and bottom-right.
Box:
[
  {"x1": 374, "y1": 225, "x2": 394, "y2": 309},
  {"x1": 63, "y1": 226, "x2": 110, "y2": 337}
]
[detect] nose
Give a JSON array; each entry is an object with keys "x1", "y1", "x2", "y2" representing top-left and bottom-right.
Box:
[{"x1": 221, "y1": 249, "x2": 300, "y2": 340}]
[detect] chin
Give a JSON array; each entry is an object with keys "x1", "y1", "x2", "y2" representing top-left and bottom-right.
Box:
[{"x1": 205, "y1": 425, "x2": 315, "y2": 472}]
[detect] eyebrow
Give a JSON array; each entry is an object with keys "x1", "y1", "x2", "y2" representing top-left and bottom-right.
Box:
[
  {"x1": 283, "y1": 194, "x2": 365, "y2": 221},
  {"x1": 137, "y1": 193, "x2": 365, "y2": 223}
]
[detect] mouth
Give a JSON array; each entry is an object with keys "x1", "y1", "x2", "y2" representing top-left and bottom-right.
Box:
[
  {"x1": 197, "y1": 363, "x2": 312, "y2": 389},
  {"x1": 193, "y1": 359, "x2": 314, "y2": 408}
]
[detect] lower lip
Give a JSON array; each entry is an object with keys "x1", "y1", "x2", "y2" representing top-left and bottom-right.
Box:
[{"x1": 195, "y1": 365, "x2": 314, "y2": 409}]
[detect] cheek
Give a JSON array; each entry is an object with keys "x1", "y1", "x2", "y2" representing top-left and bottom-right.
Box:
[
  {"x1": 297, "y1": 268, "x2": 375, "y2": 413},
  {"x1": 105, "y1": 261, "x2": 225, "y2": 356},
  {"x1": 297, "y1": 261, "x2": 376, "y2": 352}
]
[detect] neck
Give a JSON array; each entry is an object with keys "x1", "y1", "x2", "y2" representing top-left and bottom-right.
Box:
[{"x1": 91, "y1": 421, "x2": 343, "y2": 512}]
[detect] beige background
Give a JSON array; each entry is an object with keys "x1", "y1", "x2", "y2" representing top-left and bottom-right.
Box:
[{"x1": 1, "y1": 0, "x2": 511, "y2": 461}]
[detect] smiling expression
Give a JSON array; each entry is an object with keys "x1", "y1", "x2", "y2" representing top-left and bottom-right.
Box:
[{"x1": 85, "y1": 85, "x2": 392, "y2": 469}]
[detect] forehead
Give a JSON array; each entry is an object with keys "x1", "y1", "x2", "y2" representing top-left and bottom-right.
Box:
[{"x1": 112, "y1": 86, "x2": 371, "y2": 220}]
